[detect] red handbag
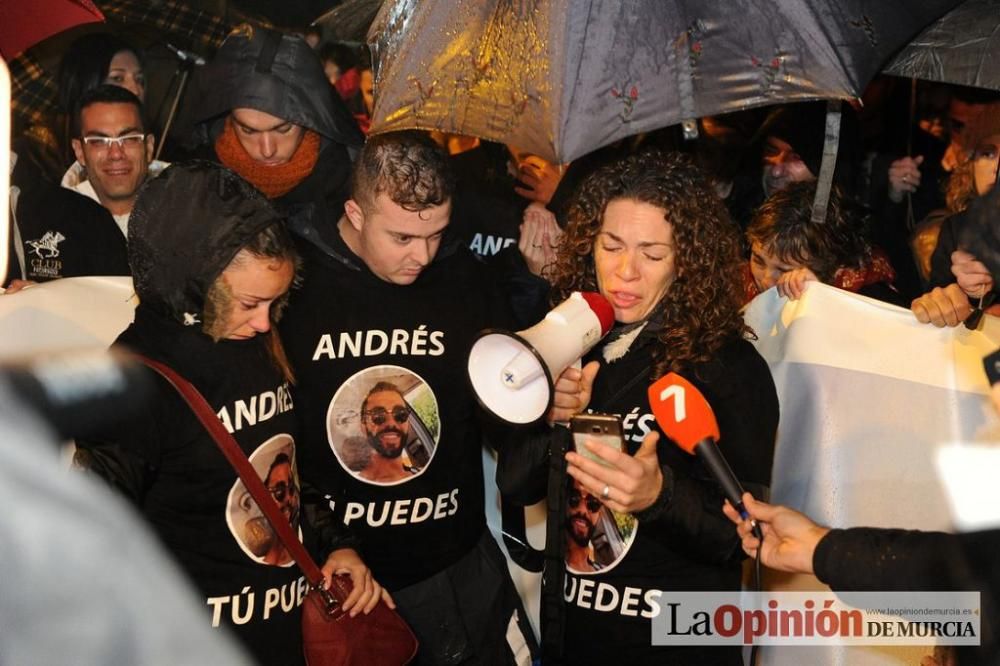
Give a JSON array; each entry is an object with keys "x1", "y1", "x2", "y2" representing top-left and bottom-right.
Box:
[{"x1": 138, "y1": 356, "x2": 418, "y2": 666}]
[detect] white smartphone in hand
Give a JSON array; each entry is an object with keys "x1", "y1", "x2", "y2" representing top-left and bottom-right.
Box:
[{"x1": 570, "y1": 413, "x2": 624, "y2": 468}]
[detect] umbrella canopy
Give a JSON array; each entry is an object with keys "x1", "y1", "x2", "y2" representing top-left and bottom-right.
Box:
[
  {"x1": 313, "y1": 0, "x2": 384, "y2": 44},
  {"x1": 368, "y1": 0, "x2": 961, "y2": 163},
  {"x1": 883, "y1": 0, "x2": 1000, "y2": 91},
  {"x1": 9, "y1": 0, "x2": 234, "y2": 127},
  {"x1": 0, "y1": 0, "x2": 105, "y2": 60}
]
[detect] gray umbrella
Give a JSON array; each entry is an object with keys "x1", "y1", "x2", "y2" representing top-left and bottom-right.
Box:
[
  {"x1": 884, "y1": 0, "x2": 1000, "y2": 91},
  {"x1": 367, "y1": 0, "x2": 960, "y2": 163}
]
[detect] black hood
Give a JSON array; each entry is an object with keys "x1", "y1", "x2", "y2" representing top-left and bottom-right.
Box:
[
  {"x1": 959, "y1": 183, "x2": 1000, "y2": 279},
  {"x1": 128, "y1": 161, "x2": 284, "y2": 325},
  {"x1": 187, "y1": 24, "x2": 363, "y2": 148},
  {"x1": 756, "y1": 101, "x2": 861, "y2": 194}
]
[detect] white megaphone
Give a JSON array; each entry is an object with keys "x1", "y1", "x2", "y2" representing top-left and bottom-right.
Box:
[{"x1": 468, "y1": 291, "x2": 615, "y2": 424}]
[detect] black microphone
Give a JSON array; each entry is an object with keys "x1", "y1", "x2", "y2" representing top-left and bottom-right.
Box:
[
  {"x1": 648, "y1": 372, "x2": 763, "y2": 539},
  {"x1": 4, "y1": 351, "x2": 154, "y2": 440}
]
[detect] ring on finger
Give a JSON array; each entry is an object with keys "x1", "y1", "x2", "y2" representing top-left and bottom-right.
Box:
[{"x1": 601, "y1": 484, "x2": 610, "y2": 500}]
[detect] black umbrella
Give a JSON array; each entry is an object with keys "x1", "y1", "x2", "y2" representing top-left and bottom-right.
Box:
[
  {"x1": 367, "y1": 0, "x2": 962, "y2": 164},
  {"x1": 884, "y1": 0, "x2": 1000, "y2": 91},
  {"x1": 9, "y1": 0, "x2": 235, "y2": 129},
  {"x1": 313, "y1": 0, "x2": 383, "y2": 45}
]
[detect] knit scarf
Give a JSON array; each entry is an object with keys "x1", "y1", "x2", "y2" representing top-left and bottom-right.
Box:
[{"x1": 214, "y1": 116, "x2": 320, "y2": 199}]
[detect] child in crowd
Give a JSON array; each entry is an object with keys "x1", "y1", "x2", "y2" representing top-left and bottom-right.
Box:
[{"x1": 745, "y1": 181, "x2": 904, "y2": 305}]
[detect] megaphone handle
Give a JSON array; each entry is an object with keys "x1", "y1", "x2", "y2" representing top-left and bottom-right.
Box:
[{"x1": 551, "y1": 359, "x2": 583, "y2": 428}]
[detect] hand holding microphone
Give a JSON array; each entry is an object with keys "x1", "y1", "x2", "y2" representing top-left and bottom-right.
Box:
[
  {"x1": 721, "y1": 492, "x2": 829, "y2": 574},
  {"x1": 648, "y1": 372, "x2": 763, "y2": 540}
]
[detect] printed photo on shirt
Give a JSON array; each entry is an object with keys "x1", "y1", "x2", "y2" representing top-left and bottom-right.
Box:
[
  {"x1": 565, "y1": 475, "x2": 637, "y2": 574},
  {"x1": 225, "y1": 433, "x2": 301, "y2": 567},
  {"x1": 327, "y1": 365, "x2": 440, "y2": 486}
]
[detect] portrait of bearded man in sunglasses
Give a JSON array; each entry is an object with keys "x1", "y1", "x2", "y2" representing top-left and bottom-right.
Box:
[
  {"x1": 358, "y1": 381, "x2": 420, "y2": 483},
  {"x1": 564, "y1": 475, "x2": 637, "y2": 573},
  {"x1": 261, "y1": 452, "x2": 300, "y2": 566},
  {"x1": 566, "y1": 476, "x2": 605, "y2": 573}
]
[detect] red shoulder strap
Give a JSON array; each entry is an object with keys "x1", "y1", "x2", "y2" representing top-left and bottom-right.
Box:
[{"x1": 135, "y1": 355, "x2": 329, "y2": 590}]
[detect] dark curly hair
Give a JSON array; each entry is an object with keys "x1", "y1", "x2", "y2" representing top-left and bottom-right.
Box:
[
  {"x1": 351, "y1": 130, "x2": 454, "y2": 212},
  {"x1": 747, "y1": 181, "x2": 870, "y2": 282},
  {"x1": 547, "y1": 150, "x2": 749, "y2": 378}
]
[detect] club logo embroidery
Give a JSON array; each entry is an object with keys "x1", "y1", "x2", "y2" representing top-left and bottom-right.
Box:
[{"x1": 27, "y1": 231, "x2": 65, "y2": 259}]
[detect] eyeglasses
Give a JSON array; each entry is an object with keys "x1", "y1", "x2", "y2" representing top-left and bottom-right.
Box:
[
  {"x1": 267, "y1": 480, "x2": 298, "y2": 503},
  {"x1": 568, "y1": 489, "x2": 602, "y2": 512},
  {"x1": 81, "y1": 133, "x2": 146, "y2": 151},
  {"x1": 364, "y1": 406, "x2": 409, "y2": 426}
]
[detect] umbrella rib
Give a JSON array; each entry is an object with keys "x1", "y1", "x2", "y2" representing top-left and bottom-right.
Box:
[
  {"x1": 558, "y1": 0, "x2": 598, "y2": 161},
  {"x1": 972, "y1": 21, "x2": 1000, "y2": 88}
]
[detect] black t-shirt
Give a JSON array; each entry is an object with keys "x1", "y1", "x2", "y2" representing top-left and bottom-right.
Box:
[
  {"x1": 78, "y1": 312, "x2": 308, "y2": 665},
  {"x1": 500, "y1": 332, "x2": 778, "y2": 665},
  {"x1": 281, "y1": 230, "x2": 514, "y2": 590}
]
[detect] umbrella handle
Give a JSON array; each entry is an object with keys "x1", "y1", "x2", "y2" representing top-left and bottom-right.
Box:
[
  {"x1": 810, "y1": 100, "x2": 842, "y2": 226},
  {"x1": 154, "y1": 67, "x2": 192, "y2": 163},
  {"x1": 904, "y1": 76, "x2": 918, "y2": 230}
]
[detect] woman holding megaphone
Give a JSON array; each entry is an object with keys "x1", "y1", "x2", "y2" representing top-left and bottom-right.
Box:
[{"x1": 497, "y1": 150, "x2": 778, "y2": 665}]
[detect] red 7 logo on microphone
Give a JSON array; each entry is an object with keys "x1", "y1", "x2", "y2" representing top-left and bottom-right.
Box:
[{"x1": 648, "y1": 372, "x2": 720, "y2": 453}]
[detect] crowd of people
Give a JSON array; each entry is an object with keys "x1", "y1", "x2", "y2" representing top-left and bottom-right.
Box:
[{"x1": 6, "y1": 17, "x2": 1000, "y2": 666}]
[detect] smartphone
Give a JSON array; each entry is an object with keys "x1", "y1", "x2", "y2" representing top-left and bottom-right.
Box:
[{"x1": 570, "y1": 413, "x2": 625, "y2": 467}]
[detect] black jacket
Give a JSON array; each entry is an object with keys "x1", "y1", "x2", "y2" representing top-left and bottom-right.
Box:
[
  {"x1": 77, "y1": 163, "x2": 355, "y2": 665},
  {"x1": 280, "y1": 223, "x2": 517, "y2": 591},
  {"x1": 498, "y1": 330, "x2": 779, "y2": 665},
  {"x1": 184, "y1": 27, "x2": 362, "y2": 236},
  {"x1": 8, "y1": 152, "x2": 128, "y2": 284},
  {"x1": 815, "y1": 528, "x2": 1000, "y2": 665}
]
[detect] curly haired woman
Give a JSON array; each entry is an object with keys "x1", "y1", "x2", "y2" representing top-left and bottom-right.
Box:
[
  {"x1": 910, "y1": 106, "x2": 1000, "y2": 327},
  {"x1": 498, "y1": 150, "x2": 778, "y2": 665}
]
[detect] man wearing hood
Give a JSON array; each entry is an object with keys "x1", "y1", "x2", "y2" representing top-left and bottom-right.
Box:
[
  {"x1": 185, "y1": 24, "x2": 363, "y2": 237},
  {"x1": 759, "y1": 102, "x2": 861, "y2": 199}
]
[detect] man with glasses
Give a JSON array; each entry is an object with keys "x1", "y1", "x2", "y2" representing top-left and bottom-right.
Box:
[
  {"x1": 358, "y1": 382, "x2": 417, "y2": 483},
  {"x1": 64, "y1": 84, "x2": 164, "y2": 238},
  {"x1": 6, "y1": 87, "x2": 133, "y2": 290}
]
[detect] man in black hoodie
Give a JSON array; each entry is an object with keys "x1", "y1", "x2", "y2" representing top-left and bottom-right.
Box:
[
  {"x1": 281, "y1": 131, "x2": 539, "y2": 665},
  {"x1": 184, "y1": 24, "x2": 363, "y2": 237}
]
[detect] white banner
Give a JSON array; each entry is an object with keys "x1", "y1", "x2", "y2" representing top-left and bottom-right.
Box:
[
  {"x1": 0, "y1": 277, "x2": 135, "y2": 359},
  {"x1": 745, "y1": 283, "x2": 1000, "y2": 665}
]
